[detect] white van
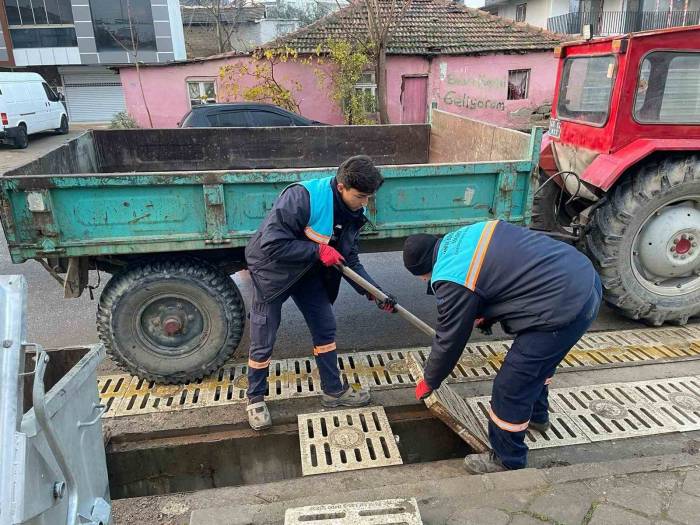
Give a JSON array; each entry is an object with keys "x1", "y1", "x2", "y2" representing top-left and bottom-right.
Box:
[{"x1": 0, "y1": 72, "x2": 69, "y2": 149}]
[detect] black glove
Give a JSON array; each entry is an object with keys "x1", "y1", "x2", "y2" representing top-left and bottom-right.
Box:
[
  {"x1": 475, "y1": 317, "x2": 494, "y2": 336},
  {"x1": 367, "y1": 292, "x2": 398, "y2": 313}
]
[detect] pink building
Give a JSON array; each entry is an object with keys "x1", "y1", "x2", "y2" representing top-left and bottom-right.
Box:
[{"x1": 119, "y1": 0, "x2": 561, "y2": 130}]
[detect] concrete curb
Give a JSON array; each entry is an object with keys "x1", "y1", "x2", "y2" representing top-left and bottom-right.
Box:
[{"x1": 112, "y1": 452, "x2": 700, "y2": 524}]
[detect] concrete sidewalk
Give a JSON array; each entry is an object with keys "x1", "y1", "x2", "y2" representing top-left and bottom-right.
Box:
[{"x1": 112, "y1": 451, "x2": 700, "y2": 524}]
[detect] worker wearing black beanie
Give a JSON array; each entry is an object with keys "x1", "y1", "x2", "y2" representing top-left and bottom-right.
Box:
[
  {"x1": 402, "y1": 221, "x2": 601, "y2": 476},
  {"x1": 403, "y1": 234, "x2": 439, "y2": 276}
]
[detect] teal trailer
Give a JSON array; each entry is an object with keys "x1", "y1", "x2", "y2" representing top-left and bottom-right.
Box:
[{"x1": 0, "y1": 110, "x2": 542, "y2": 383}]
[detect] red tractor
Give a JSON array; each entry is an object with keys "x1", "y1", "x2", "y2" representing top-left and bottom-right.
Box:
[{"x1": 538, "y1": 25, "x2": 700, "y2": 326}]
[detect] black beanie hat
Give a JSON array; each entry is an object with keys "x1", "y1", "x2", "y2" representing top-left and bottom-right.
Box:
[{"x1": 403, "y1": 234, "x2": 439, "y2": 276}]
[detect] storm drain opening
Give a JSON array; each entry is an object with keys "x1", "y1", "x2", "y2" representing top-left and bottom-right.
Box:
[
  {"x1": 107, "y1": 414, "x2": 471, "y2": 499},
  {"x1": 284, "y1": 498, "x2": 423, "y2": 525},
  {"x1": 297, "y1": 407, "x2": 403, "y2": 476}
]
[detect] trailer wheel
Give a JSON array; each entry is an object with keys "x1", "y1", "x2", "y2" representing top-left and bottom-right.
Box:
[
  {"x1": 97, "y1": 258, "x2": 246, "y2": 383},
  {"x1": 585, "y1": 155, "x2": 700, "y2": 325}
]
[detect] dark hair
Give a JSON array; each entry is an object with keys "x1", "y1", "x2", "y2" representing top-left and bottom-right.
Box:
[{"x1": 337, "y1": 155, "x2": 384, "y2": 194}]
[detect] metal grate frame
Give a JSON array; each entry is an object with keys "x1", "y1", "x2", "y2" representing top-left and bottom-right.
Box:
[
  {"x1": 285, "y1": 498, "x2": 423, "y2": 525},
  {"x1": 297, "y1": 407, "x2": 403, "y2": 476}
]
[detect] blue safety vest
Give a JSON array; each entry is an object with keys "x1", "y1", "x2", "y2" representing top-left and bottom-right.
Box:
[
  {"x1": 431, "y1": 220, "x2": 499, "y2": 292},
  {"x1": 297, "y1": 176, "x2": 335, "y2": 245}
]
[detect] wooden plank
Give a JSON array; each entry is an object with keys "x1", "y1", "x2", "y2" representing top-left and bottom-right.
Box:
[{"x1": 429, "y1": 110, "x2": 530, "y2": 164}]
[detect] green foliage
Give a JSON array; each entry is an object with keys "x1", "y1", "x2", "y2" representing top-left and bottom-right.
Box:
[
  {"x1": 109, "y1": 112, "x2": 140, "y2": 129},
  {"x1": 320, "y1": 39, "x2": 375, "y2": 125}
]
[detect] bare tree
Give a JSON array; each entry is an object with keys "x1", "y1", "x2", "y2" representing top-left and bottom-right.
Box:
[
  {"x1": 335, "y1": 0, "x2": 412, "y2": 124},
  {"x1": 106, "y1": 0, "x2": 154, "y2": 127},
  {"x1": 184, "y1": 0, "x2": 247, "y2": 54}
]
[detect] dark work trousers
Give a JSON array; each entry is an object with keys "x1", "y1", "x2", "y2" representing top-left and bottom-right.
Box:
[
  {"x1": 247, "y1": 269, "x2": 344, "y2": 401},
  {"x1": 488, "y1": 274, "x2": 602, "y2": 469}
]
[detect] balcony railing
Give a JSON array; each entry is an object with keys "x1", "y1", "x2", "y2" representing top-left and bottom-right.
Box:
[{"x1": 547, "y1": 10, "x2": 700, "y2": 36}]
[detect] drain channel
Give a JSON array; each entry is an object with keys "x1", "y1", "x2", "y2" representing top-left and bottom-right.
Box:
[{"x1": 100, "y1": 325, "x2": 700, "y2": 418}]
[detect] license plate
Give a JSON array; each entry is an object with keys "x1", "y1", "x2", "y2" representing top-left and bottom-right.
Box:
[{"x1": 548, "y1": 118, "x2": 561, "y2": 138}]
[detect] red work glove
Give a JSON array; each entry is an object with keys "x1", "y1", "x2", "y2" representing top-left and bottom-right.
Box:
[
  {"x1": 318, "y1": 244, "x2": 344, "y2": 267},
  {"x1": 475, "y1": 317, "x2": 494, "y2": 336},
  {"x1": 415, "y1": 379, "x2": 433, "y2": 400}
]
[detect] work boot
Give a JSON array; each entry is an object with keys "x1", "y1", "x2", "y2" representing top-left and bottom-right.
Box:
[
  {"x1": 463, "y1": 452, "x2": 508, "y2": 475},
  {"x1": 247, "y1": 400, "x2": 272, "y2": 431},
  {"x1": 529, "y1": 419, "x2": 551, "y2": 433},
  {"x1": 321, "y1": 385, "x2": 371, "y2": 408}
]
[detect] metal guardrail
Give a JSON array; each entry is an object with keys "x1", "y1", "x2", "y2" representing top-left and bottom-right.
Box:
[{"x1": 547, "y1": 10, "x2": 700, "y2": 35}]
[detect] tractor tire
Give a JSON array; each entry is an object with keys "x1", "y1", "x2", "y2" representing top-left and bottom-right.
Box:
[
  {"x1": 96, "y1": 258, "x2": 246, "y2": 383},
  {"x1": 585, "y1": 155, "x2": 700, "y2": 325}
]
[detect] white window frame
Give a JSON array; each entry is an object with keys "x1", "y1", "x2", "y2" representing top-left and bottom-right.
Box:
[{"x1": 187, "y1": 78, "x2": 217, "y2": 107}]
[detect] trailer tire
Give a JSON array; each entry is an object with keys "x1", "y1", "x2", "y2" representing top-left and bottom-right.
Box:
[
  {"x1": 96, "y1": 258, "x2": 246, "y2": 383},
  {"x1": 585, "y1": 155, "x2": 700, "y2": 326}
]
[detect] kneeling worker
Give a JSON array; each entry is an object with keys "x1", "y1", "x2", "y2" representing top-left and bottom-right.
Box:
[
  {"x1": 244, "y1": 155, "x2": 397, "y2": 430},
  {"x1": 403, "y1": 220, "x2": 601, "y2": 473}
]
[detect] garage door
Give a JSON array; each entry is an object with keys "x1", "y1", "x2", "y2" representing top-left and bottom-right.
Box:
[{"x1": 61, "y1": 68, "x2": 126, "y2": 123}]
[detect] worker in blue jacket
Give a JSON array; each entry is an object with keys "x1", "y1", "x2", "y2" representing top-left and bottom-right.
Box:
[
  {"x1": 244, "y1": 156, "x2": 397, "y2": 430},
  {"x1": 403, "y1": 221, "x2": 602, "y2": 472}
]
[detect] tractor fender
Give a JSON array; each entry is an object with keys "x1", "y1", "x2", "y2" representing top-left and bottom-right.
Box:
[{"x1": 580, "y1": 138, "x2": 700, "y2": 192}]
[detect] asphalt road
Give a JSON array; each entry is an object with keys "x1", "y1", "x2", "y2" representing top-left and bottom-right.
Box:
[{"x1": 0, "y1": 130, "x2": 642, "y2": 362}]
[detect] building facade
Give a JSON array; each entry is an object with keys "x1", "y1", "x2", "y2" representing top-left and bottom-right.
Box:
[
  {"x1": 119, "y1": 0, "x2": 560, "y2": 130},
  {"x1": 0, "y1": 0, "x2": 186, "y2": 122},
  {"x1": 481, "y1": 0, "x2": 700, "y2": 36}
]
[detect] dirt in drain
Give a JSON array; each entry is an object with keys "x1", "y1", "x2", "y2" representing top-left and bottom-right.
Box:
[{"x1": 107, "y1": 418, "x2": 472, "y2": 499}]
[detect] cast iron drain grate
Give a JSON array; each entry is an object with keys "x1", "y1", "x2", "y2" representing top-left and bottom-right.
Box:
[
  {"x1": 97, "y1": 325, "x2": 700, "y2": 418},
  {"x1": 355, "y1": 350, "x2": 416, "y2": 388},
  {"x1": 114, "y1": 376, "x2": 208, "y2": 417},
  {"x1": 626, "y1": 376, "x2": 700, "y2": 432},
  {"x1": 467, "y1": 396, "x2": 589, "y2": 449},
  {"x1": 97, "y1": 374, "x2": 131, "y2": 417},
  {"x1": 297, "y1": 407, "x2": 402, "y2": 476},
  {"x1": 406, "y1": 352, "x2": 489, "y2": 452},
  {"x1": 284, "y1": 498, "x2": 423, "y2": 524},
  {"x1": 550, "y1": 383, "x2": 677, "y2": 441},
  {"x1": 206, "y1": 360, "x2": 289, "y2": 405}
]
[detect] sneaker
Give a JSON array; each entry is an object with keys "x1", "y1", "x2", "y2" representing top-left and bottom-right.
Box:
[
  {"x1": 463, "y1": 452, "x2": 508, "y2": 475},
  {"x1": 321, "y1": 385, "x2": 371, "y2": 408},
  {"x1": 247, "y1": 401, "x2": 272, "y2": 431},
  {"x1": 529, "y1": 419, "x2": 551, "y2": 433}
]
